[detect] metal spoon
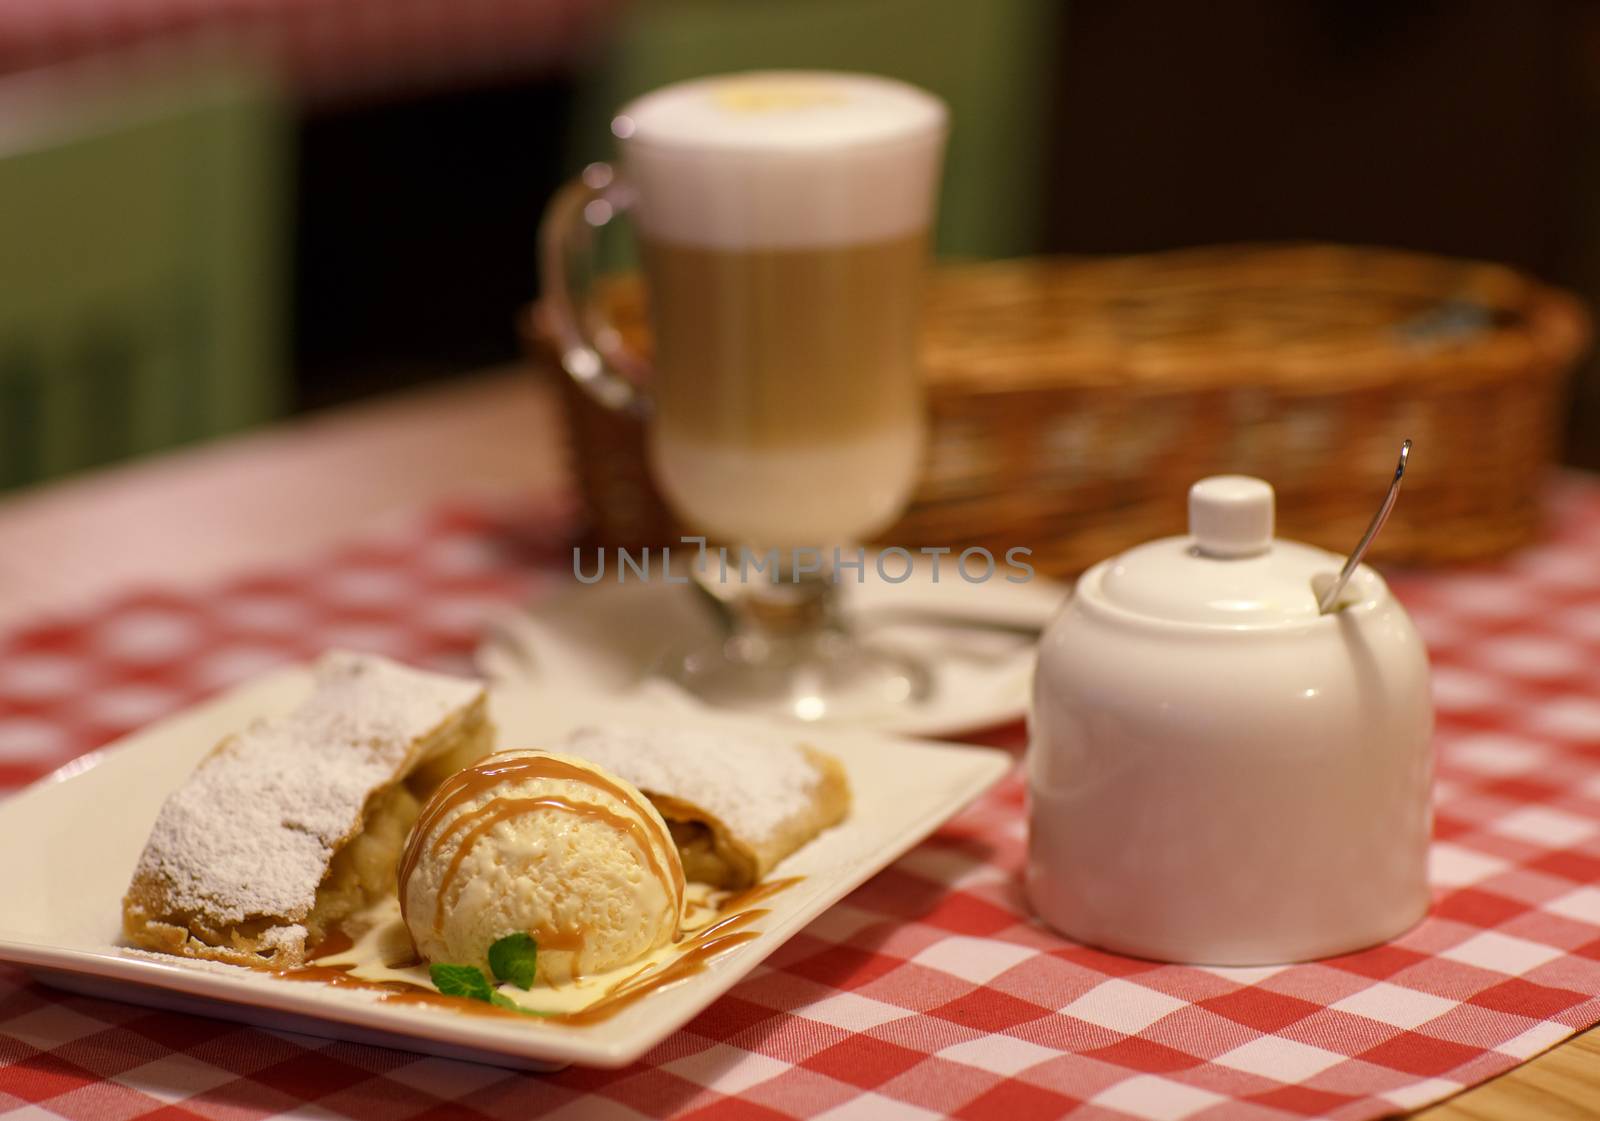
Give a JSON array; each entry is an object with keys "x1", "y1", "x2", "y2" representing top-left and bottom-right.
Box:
[{"x1": 1317, "y1": 438, "x2": 1411, "y2": 614}]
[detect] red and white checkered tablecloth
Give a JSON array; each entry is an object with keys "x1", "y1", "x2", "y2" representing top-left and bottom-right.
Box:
[{"x1": 6, "y1": 479, "x2": 1600, "y2": 1121}]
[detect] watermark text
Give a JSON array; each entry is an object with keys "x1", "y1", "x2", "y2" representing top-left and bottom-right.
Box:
[{"x1": 573, "y1": 537, "x2": 1034, "y2": 585}]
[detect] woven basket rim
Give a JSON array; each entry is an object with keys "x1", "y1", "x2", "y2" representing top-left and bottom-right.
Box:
[
  {"x1": 522, "y1": 242, "x2": 1589, "y2": 575},
  {"x1": 525, "y1": 245, "x2": 1593, "y2": 397}
]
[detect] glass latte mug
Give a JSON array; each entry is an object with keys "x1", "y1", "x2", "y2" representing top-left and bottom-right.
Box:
[{"x1": 541, "y1": 71, "x2": 947, "y2": 721}]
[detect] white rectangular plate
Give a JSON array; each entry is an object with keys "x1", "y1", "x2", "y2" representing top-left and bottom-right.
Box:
[{"x1": 0, "y1": 668, "x2": 1012, "y2": 1069}]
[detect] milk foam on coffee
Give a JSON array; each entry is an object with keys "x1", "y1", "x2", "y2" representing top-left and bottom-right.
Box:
[
  {"x1": 616, "y1": 71, "x2": 946, "y2": 250},
  {"x1": 615, "y1": 73, "x2": 946, "y2": 547}
]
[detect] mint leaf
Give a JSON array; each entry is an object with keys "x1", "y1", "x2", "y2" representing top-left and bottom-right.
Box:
[
  {"x1": 488, "y1": 933, "x2": 539, "y2": 990},
  {"x1": 428, "y1": 954, "x2": 557, "y2": 1017},
  {"x1": 429, "y1": 963, "x2": 493, "y2": 1002}
]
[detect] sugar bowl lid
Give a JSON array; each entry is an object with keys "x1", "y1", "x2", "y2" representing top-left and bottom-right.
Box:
[{"x1": 1095, "y1": 476, "x2": 1349, "y2": 626}]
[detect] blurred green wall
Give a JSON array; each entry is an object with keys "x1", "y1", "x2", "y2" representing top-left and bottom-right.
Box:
[
  {"x1": 568, "y1": 0, "x2": 1061, "y2": 260},
  {"x1": 0, "y1": 60, "x2": 287, "y2": 490}
]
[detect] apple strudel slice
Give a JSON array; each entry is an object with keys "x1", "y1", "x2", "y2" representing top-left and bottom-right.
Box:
[
  {"x1": 561, "y1": 724, "x2": 850, "y2": 888},
  {"x1": 122, "y1": 650, "x2": 493, "y2": 969}
]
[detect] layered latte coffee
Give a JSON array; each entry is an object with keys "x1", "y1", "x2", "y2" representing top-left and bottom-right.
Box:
[{"x1": 615, "y1": 73, "x2": 946, "y2": 547}]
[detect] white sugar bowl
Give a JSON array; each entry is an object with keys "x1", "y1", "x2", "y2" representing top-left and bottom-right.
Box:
[{"x1": 1027, "y1": 475, "x2": 1433, "y2": 965}]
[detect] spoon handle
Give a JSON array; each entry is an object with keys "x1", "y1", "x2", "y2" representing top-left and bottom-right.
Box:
[{"x1": 1318, "y1": 439, "x2": 1411, "y2": 614}]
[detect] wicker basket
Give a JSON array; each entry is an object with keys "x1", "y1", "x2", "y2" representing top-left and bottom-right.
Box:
[{"x1": 524, "y1": 244, "x2": 1590, "y2": 577}]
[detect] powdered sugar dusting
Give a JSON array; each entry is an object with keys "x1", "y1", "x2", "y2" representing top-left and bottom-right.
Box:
[
  {"x1": 131, "y1": 651, "x2": 483, "y2": 928},
  {"x1": 257, "y1": 923, "x2": 308, "y2": 953},
  {"x1": 561, "y1": 724, "x2": 825, "y2": 846}
]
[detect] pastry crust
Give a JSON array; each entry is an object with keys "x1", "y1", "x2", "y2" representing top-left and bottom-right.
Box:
[
  {"x1": 561, "y1": 726, "x2": 850, "y2": 888},
  {"x1": 122, "y1": 651, "x2": 492, "y2": 969}
]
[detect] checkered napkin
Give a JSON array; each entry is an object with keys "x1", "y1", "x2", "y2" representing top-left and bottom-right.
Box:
[{"x1": 6, "y1": 480, "x2": 1600, "y2": 1121}]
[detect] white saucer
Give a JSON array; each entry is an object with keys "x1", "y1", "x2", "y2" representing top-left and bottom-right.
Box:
[{"x1": 476, "y1": 555, "x2": 1065, "y2": 737}]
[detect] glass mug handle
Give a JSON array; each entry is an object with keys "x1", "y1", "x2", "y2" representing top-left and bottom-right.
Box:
[{"x1": 537, "y1": 162, "x2": 651, "y2": 417}]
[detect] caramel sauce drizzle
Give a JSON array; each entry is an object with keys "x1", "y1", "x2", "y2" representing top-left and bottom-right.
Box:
[
  {"x1": 397, "y1": 753, "x2": 687, "y2": 935},
  {"x1": 558, "y1": 929, "x2": 764, "y2": 1025},
  {"x1": 719, "y1": 876, "x2": 804, "y2": 913},
  {"x1": 278, "y1": 877, "x2": 802, "y2": 1025},
  {"x1": 307, "y1": 928, "x2": 355, "y2": 961},
  {"x1": 310, "y1": 924, "x2": 418, "y2": 969}
]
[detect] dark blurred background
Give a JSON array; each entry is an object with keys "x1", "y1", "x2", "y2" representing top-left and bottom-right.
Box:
[{"x1": 4, "y1": 0, "x2": 1600, "y2": 485}]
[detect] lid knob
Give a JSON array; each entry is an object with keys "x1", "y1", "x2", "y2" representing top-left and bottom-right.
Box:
[{"x1": 1189, "y1": 476, "x2": 1274, "y2": 558}]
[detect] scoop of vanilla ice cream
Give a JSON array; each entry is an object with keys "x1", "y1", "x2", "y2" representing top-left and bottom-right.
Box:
[{"x1": 400, "y1": 749, "x2": 684, "y2": 984}]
